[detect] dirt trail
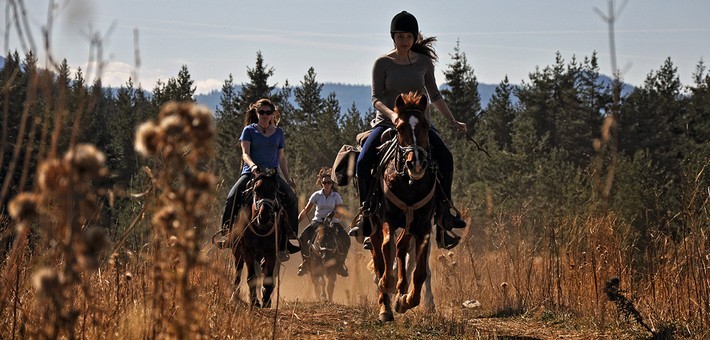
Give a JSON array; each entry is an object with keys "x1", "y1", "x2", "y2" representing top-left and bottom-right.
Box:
[
  {"x1": 226, "y1": 251, "x2": 626, "y2": 339},
  {"x1": 249, "y1": 301, "x2": 619, "y2": 339}
]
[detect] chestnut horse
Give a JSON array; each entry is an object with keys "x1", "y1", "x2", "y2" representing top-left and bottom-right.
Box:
[
  {"x1": 305, "y1": 212, "x2": 340, "y2": 302},
  {"x1": 225, "y1": 168, "x2": 285, "y2": 308},
  {"x1": 369, "y1": 92, "x2": 437, "y2": 322}
]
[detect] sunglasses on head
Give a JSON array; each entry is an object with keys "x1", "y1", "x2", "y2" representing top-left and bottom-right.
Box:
[{"x1": 257, "y1": 109, "x2": 273, "y2": 115}]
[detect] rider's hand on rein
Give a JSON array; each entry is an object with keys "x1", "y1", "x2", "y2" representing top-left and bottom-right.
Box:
[{"x1": 451, "y1": 120, "x2": 467, "y2": 134}]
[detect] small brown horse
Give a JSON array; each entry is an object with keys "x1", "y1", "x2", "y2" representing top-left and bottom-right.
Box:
[
  {"x1": 225, "y1": 169, "x2": 285, "y2": 308},
  {"x1": 369, "y1": 92, "x2": 437, "y2": 322},
  {"x1": 305, "y1": 212, "x2": 341, "y2": 302}
]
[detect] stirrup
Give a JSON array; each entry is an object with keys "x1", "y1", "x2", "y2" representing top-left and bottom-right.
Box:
[
  {"x1": 363, "y1": 237, "x2": 373, "y2": 250},
  {"x1": 436, "y1": 229, "x2": 461, "y2": 250},
  {"x1": 286, "y1": 240, "x2": 301, "y2": 254},
  {"x1": 338, "y1": 264, "x2": 349, "y2": 277},
  {"x1": 297, "y1": 263, "x2": 307, "y2": 276},
  {"x1": 440, "y1": 206, "x2": 466, "y2": 230},
  {"x1": 278, "y1": 251, "x2": 290, "y2": 262}
]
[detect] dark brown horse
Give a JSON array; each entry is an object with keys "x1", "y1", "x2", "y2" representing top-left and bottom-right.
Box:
[
  {"x1": 305, "y1": 212, "x2": 340, "y2": 302},
  {"x1": 225, "y1": 168, "x2": 285, "y2": 308},
  {"x1": 369, "y1": 92, "x2": 438, "y2": 322}
]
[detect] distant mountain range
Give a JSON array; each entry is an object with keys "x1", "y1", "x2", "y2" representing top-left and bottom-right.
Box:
[
  {"x1": 195, "y1": 76, "x2": 633, "y2": 118},
  {"x1": 195, "y1": 82, "x2": 504, "y2": 117}
]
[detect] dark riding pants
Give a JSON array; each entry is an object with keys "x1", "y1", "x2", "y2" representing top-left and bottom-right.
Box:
[
  {"x1": 221, "y1": 173, "x2": 299, "y2": 236},
  {"x1": 299, "y1": 221, "x2": 351, "y2": 262}
]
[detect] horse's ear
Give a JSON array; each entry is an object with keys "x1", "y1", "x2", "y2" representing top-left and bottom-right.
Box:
[
  {"x1": 395, "y1": 94, "x2": 405, "y2": 111},
  {"x1": 417, "y1": 94, "x2": 428, "y2": 109}
]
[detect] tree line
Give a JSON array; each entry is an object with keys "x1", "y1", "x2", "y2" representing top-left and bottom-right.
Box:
[{"x1": 1, "y1": 46, "x2": 708, "y2": 256}]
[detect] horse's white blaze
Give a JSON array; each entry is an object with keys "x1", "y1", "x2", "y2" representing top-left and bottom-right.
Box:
[{"x1": 408, "y1": 115, "x2": 421, "y2": 166}]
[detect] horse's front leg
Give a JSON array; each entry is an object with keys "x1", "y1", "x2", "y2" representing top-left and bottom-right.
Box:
[
  {"x1": 244, "y1": 254, "x2": 260, "y2": 308},
  {"x1": 261, "y1": 255, "x2": 277, "y2": 308},
  {"x1": 233, "y1": 248, "x2": 245, "y2": 287},
  {"x1": 395, "y1": 231, "x2": 411, "y2": 296},
  {"x1": 369, "y1": 225, "x2": 393, "y2": 322},
  {"x1": 396, "y1": 232, "x2": 431, "y2": 313},
  {"x1": 326, "y1": 270, "x2": 336, "y2": 303},
  {"x1": 377, "y1": 222, "x2": 396, "y2": 294}
]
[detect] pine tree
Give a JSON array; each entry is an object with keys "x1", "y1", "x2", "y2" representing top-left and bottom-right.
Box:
[
  {"x1": 214, "y1": 74, "x2": 243, "y2": 182},
  {"x1": 340, "y1": 103, "x2": 369, "y2": 146},
  {"x1": 152, "y1": 65, "x2": 196, "y2": 107},
  {"x1": 477, "y1": 76, "x2": 516, "y2": 151},
  {"x1": 686, "y1": 60, "x2": 710, "y2": 146},
  {"x1": 215, "y1": 74, "x2": 240, "y2": 119},
  {"x1": 174, "y1": 65, "x2": 196, "y2": 101},
  {"x1": 620, "y1": 57, "x2": 684, "y2": 171},
  {"x1": 442, "y1": 40, "x2": 481, "y2": 129},
  {"x1": 293, "y1": 67, "x2": 324, "y2": 127},
  {"x1": 237, "y1": 51, "x2": 277, "y2": 112}
]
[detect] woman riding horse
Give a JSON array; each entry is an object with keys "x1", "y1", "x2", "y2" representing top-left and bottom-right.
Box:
[
  {"x1": 350, "y1": 11, "x2": 467, "y2": 251},
  {"x1": 297, "y1": 169, "x2": 350, "y2": 277},
  {"x1": 219, "y1": 98, "x2": 300, "y2": 260}
]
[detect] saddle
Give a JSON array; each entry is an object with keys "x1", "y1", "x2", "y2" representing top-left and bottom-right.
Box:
[{"x1": 330, "y1": 128, "x2": 396, "y2": 187}]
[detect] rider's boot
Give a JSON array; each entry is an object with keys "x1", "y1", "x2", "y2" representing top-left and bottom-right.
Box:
[
  {"x1": 297, "y1": 260, "x2": 308, "y2": 276},
  {"x1": 279, "y1": 232, "x2": 299, "y2": 262},
  {"x1": 277, "y1": 250, "x2": 290, "y2": 262},
  {"x1": 337, "y1": 263, "x2": 349, "y2": 277},
  {"x1": 435, "y1": 226, "x2": 461, "y2": 250},
  {"x1": 362, "y1": 236, "x2": 373, "y2": 250},
  {"x1": 439, "y1": 171, "x2": 466, "y2": 230},
  {"x1": 348, "y1": 211, "x2": 372, "y2": 244}
]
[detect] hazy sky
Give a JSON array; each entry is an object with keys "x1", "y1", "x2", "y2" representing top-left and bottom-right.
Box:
[{"x1": 4, "y1": 0, "x2": 710, "y2": 94}]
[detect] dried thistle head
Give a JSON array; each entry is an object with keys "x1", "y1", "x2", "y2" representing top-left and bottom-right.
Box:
[
  {"x1": 188, "y1": 104, "x2": 215, "y2": 141},
  {"x1": 160, "y1": 114, "x2": 184, "y2": 139},
  {"x1": 37, "y1": 158, "x2": 69, "y2": 194},
  {"x1": 77, "y1": 227, "x2": 109, "y2": 270},
  {"x1": 152, "y1": 206, "x2": 180, "y2": 230},
  {"x1": 33, "y1": 267, "x2": 62, "y2": 297},
  {"x1": 64, "y1": 144, "x2": 106, "y2": 179},
  {"x1": 188, "y1": 171, "x2": 216, "y2": 193},
  {"x1": 8, "y1": 192, "x2": 39, "y2": 222},
  {"x1": 135, "y1": 121, "x2": 163, "y2": 157}
]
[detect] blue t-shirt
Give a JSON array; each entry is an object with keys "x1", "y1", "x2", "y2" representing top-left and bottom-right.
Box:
[{"x1": 240, "y1": 124, "x2": 285, "y2": 174}]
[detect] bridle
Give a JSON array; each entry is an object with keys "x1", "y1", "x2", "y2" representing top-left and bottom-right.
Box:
[
  {"x1": 393, "y1": 109, "x2": 431, "y2": 179},
  {"x1": 247, "y1": 172, "x2": 282, "y2": 237},
  {"x1": 382, "y1": 107, "x2": 437, "y2": 231}
]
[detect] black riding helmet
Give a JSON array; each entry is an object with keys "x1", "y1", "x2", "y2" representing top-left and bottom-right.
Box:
[{"x1": 390, "y1": 11, "x2": 418, "y2": 40}]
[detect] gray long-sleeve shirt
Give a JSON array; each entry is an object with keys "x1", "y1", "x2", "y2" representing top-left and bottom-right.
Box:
[{"x1": 370, "y1": 53, "x2": 443, "y2": 128}]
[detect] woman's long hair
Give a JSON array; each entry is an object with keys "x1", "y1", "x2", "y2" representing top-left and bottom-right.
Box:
[
  {"x1": 315, "y1": 167, "x2": 338, "y2": 192},
  {"x1": 243, "y1": 98, "x2": 281, "y2": 127},
  {"x1": 412, "y1": 34, "x2": 438, "y2": 61}
]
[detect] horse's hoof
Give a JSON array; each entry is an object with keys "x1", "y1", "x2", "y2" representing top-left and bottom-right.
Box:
[
  {"x1": 394, "y1": 293, "x2": 408, "y2": 313},
  {"x1": 378, "y1": 311, "x2": 394, "y2": 322}
]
